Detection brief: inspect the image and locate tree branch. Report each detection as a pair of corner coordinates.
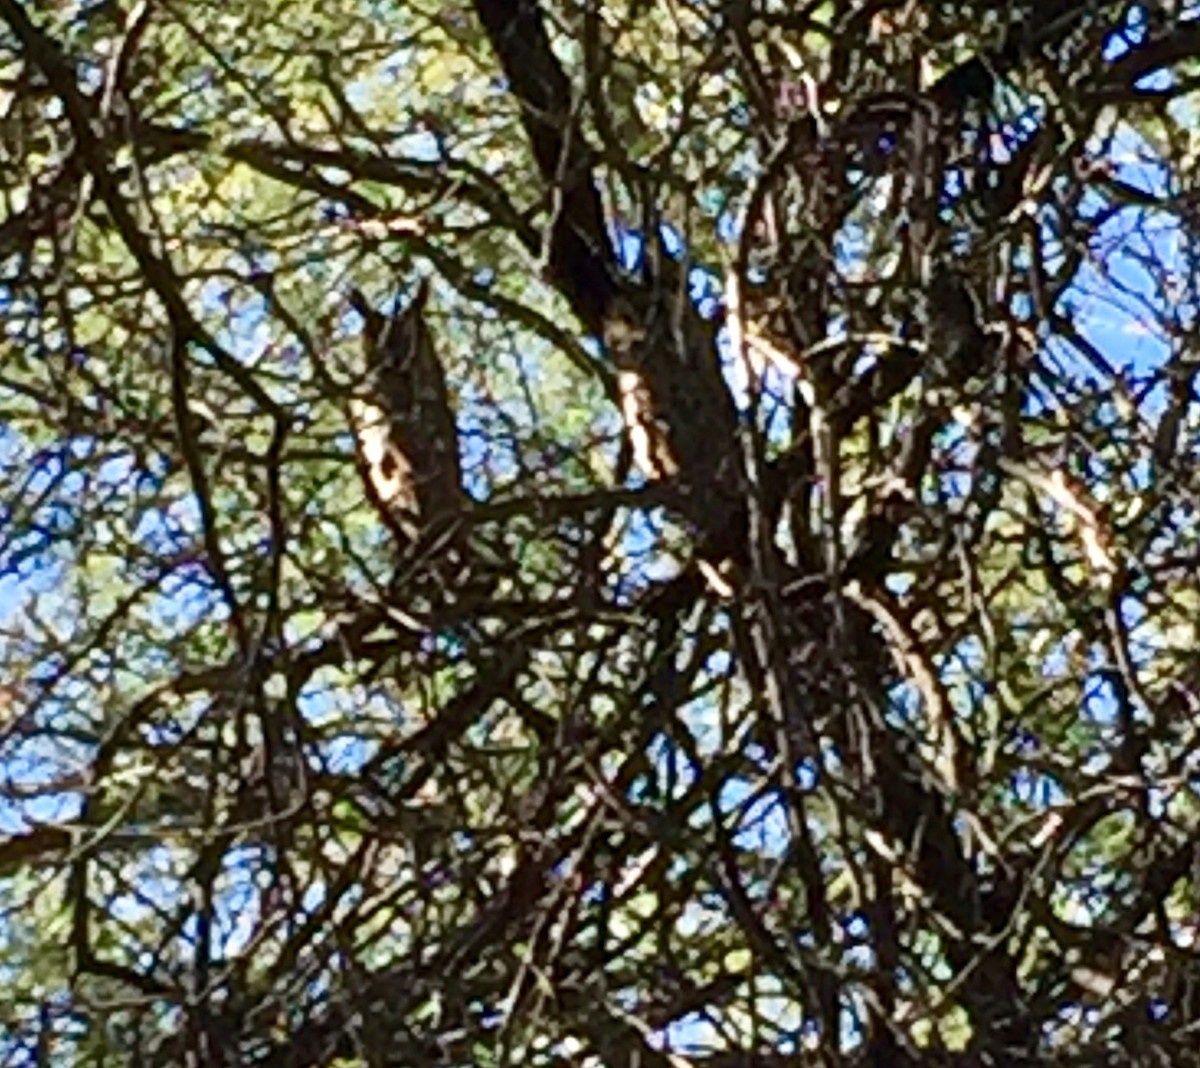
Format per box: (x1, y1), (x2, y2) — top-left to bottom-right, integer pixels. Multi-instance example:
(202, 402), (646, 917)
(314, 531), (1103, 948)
(472, 0), (616, 331)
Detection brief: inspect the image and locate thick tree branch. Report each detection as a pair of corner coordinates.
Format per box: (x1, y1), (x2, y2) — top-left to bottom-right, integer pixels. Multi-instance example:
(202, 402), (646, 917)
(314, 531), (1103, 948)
(472, 0), (616, 332)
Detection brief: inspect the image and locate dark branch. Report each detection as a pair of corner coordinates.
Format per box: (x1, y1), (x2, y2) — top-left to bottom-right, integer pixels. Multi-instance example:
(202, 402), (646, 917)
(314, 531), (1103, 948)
(472, 0), (616, 331)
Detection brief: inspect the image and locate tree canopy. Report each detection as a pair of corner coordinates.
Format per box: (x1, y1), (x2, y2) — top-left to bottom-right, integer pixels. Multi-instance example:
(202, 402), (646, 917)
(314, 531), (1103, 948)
(2, 1), (1200, 1065)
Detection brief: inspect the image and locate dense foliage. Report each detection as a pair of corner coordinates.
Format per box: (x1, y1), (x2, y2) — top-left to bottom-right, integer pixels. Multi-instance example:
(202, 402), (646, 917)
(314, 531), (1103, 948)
(2, 1), (1199, 1064)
